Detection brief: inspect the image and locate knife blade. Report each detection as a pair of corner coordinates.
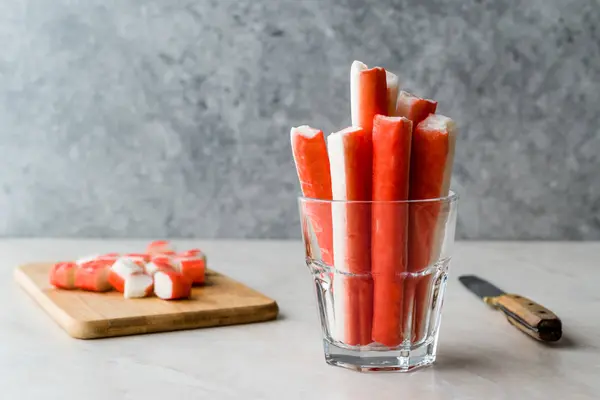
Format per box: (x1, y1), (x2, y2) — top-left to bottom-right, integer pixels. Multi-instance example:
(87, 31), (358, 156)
(459, 274), (562, 342)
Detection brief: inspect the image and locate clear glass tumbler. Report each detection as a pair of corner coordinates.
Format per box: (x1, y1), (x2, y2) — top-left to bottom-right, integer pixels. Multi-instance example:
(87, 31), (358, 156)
(298, 192), (458, 372)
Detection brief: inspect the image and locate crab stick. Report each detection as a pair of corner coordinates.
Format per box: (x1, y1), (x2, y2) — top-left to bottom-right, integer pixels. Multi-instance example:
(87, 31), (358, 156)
(385, 71), (400, 116)
(290, 125), (334, 265)
(406, 114), (457, 343)
(350, 61), (388, 134)
(108, 257), (145, 293)
(124, 253), (151, 263)
(75, 262), (112, 292)
(145, 259), (174, 276)
(147, 240), (174, 255)
(179, 248), (202, 257)
(49, 262), (77, 290)
(124, 273), (154, 298)
(371, 115), (413, 347)
(154, 270), (192, 300)
(395, 91), (437, 127)
(328, 126), (373, 346)
(175, 255), (206, 285)
(75, 253), (119, 267)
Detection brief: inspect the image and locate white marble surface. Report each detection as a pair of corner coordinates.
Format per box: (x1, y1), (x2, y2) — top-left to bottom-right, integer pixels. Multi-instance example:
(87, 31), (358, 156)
(1, 240), (598, 399)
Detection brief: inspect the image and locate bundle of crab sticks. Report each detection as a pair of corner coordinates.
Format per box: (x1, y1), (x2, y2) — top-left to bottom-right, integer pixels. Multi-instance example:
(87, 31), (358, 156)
(291, 60), (457, 347)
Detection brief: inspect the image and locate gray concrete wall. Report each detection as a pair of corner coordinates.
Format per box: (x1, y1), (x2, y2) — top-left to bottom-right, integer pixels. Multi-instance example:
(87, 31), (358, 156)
(0, 0), (598, 239)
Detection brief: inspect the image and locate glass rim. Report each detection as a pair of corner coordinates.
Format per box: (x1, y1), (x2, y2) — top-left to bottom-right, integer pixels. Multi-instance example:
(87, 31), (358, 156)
(298, 189), (459, 205)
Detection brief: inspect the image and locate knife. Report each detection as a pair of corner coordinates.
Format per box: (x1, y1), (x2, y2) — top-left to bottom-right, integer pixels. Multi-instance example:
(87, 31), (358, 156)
(459, 275), (562, 342)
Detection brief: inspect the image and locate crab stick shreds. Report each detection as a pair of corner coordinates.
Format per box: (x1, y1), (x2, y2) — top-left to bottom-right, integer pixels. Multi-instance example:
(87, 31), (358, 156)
(328, 126), (373, 346)
(49, 262), (77, 290)
(291, 125), (334, 266)
(406, 114), (457, 342)
(371, 115), (413, 347)
(350, 61), (388, 134)
(395, 91), (437, 127)
(385, 71), (400, 116)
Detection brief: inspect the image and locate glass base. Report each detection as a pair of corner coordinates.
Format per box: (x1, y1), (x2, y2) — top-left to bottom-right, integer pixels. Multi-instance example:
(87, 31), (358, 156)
(323, 339), (437, 372)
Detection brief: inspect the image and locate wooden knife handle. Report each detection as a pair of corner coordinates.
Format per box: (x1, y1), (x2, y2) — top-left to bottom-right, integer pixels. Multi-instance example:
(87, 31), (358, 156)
(486, 294), (562, 342)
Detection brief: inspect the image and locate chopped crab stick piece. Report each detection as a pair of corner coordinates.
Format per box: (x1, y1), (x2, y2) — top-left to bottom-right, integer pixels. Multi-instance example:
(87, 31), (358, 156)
(75, 262), (112, 292)
(154, 270), (192, 300)
(290, 125), (334, 265)
(124, 273), (154, 298)
(350, 60), (388, 134)
(75, 254), (100, 266)
(173, 255), (206, 285)
(395, 91), (437, 127)
(124, 253), (151, 263)
(76, 253), (119, 268)
(179, 248), (202, 257)
(154, 253), (206, 284)
(371, 115), (413, 347)
(385, 71), (400, 116)
(49, 262), (77, 290)
(108, 257), (144, 293)
(145, 260), (173, 276)
(406, 114), (457, 342)
(328, 126), (373, 346)
(147, 240), (174, 255)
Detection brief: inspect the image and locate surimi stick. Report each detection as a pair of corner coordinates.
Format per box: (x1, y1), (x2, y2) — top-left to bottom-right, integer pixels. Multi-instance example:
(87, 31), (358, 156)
(350, 61), (388, 134)
(328, 126), (373, 346)
(290, 126), (334, 266)
(124, 273), (154, 298)
(395, 91), (437, 126)
(406, 114), (457, 343)
(108, 258), (144, 293)
(124, 253), (151, 263)
(154, 270), (192, 300)
(49, 262), (77, 290)
(385, 71), (400, 116)
(173, 255), (206, 285)
(75, 262), (112, 292)
(371, 115), (413, 347)
(147, 240), (174, 255)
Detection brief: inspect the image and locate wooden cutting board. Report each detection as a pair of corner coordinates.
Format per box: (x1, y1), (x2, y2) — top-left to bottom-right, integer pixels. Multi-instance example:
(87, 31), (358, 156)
(15, 262), (278, 339)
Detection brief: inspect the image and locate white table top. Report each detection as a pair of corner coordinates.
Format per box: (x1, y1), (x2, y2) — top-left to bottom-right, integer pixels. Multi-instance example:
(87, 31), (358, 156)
(1, 240), (598, 399)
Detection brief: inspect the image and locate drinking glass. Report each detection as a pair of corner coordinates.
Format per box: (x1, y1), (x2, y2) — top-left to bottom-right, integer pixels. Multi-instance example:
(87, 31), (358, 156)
(298, 191), (458, 372)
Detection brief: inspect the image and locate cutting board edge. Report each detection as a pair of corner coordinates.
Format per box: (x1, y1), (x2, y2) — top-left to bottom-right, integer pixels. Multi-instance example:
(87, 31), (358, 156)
(74, 301), (280, 339)
(14, 265), (84, 337)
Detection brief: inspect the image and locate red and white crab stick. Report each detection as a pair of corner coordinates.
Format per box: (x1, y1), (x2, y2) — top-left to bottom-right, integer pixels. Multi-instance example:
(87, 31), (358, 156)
(385, 71), (400, 116)
(49, 262), (77, 290)
(75, 262), (112, 292)
(154, 269), (192, 300)
(328, 126), (373, 346)
(395, 91), (437, 126)
(290, 125), (334, 265)
(407, 114), (457, 342)
(350, 60), (388, 134)
(371, 115), (413, 347)
(124, 272), (154, 299)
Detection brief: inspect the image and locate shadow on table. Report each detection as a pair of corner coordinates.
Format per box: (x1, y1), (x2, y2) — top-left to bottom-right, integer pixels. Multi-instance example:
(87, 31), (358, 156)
(434, 352), (502, 373)
(538, 332), (586, 350)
